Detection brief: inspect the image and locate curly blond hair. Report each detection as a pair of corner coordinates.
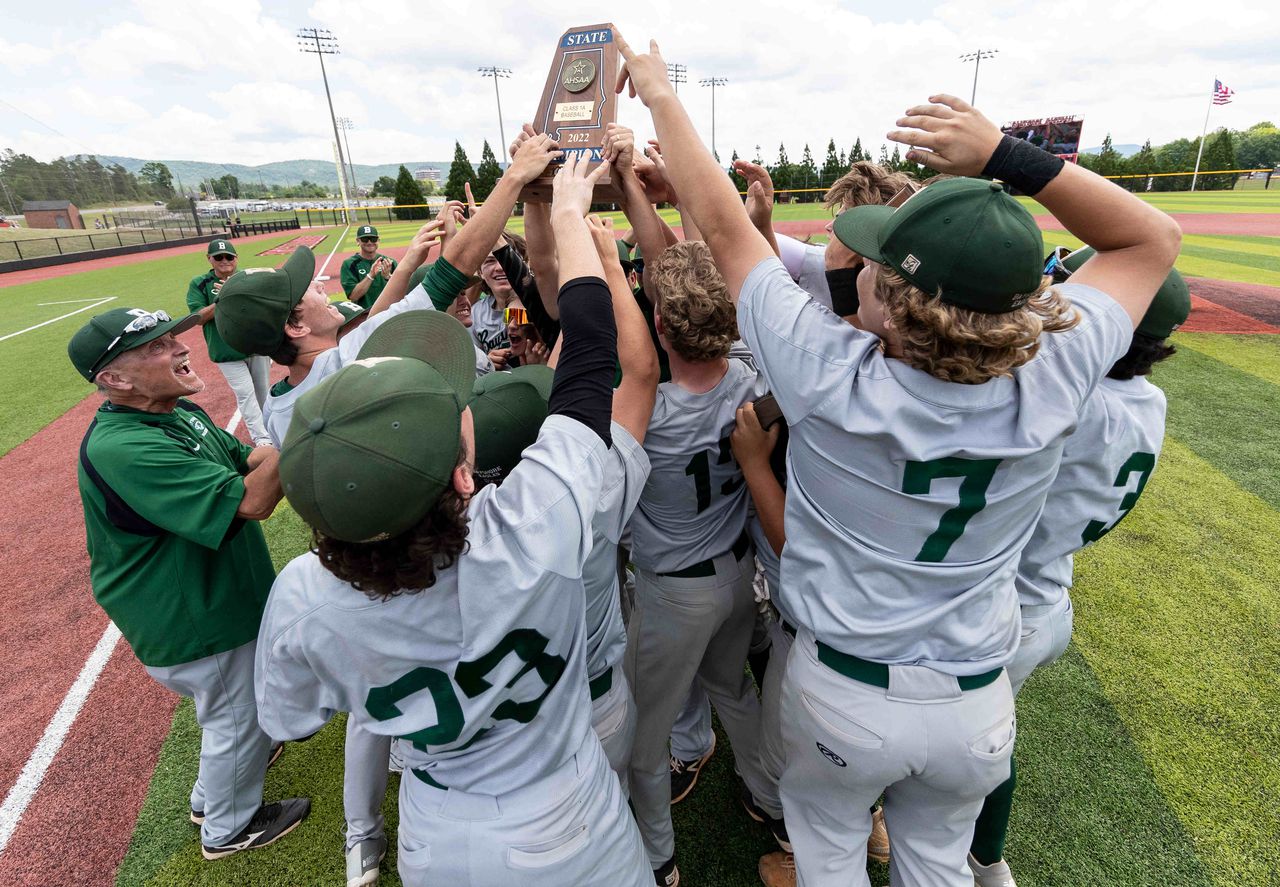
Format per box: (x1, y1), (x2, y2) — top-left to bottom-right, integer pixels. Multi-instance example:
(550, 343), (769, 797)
(824, 161), (918, 212)
(650, 241), (738, 362)
(876, 266), (1080, 383)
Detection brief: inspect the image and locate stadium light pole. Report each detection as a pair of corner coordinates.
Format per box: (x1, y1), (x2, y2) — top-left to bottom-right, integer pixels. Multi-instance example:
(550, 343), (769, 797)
(959, 49), (998, 106)
(298, 28), (352, 208)
(699, 77), (728, 163)
(667, 63), (687, 94)
(478, 66), (512, 165)
(337, 117), (360, 204)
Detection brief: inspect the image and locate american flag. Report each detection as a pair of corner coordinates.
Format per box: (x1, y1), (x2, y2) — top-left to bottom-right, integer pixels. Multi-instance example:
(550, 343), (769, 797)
(1212, 79), (1234, 105)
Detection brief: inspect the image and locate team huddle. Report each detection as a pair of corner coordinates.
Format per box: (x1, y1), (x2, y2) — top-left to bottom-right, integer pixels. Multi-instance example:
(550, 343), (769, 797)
(67, 28), (1186, 887)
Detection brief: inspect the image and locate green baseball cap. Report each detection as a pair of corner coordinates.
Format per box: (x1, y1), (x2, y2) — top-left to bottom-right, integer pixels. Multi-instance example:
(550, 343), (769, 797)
(207, 239), (237, 257)
(471, 365), (554, 487)
(408, 264), (431, 292)
(1062, 247), (1191, 339)
(833, 177), (1044, 314)
(68, 307), (201, 381)
(357, 225), (379, 240)
(214, 246), (315, 355)
(331, 299), (366, 330)
(280, 310), (478, 543)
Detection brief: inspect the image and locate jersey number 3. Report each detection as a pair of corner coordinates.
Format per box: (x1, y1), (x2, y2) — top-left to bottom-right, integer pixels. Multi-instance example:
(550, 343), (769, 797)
(1080, 451), (1155, 544)
(902, 457), (1001, 562)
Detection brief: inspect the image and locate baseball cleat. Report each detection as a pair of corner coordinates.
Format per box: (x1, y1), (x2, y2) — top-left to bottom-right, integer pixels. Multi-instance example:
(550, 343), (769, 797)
(868, 805), (890, 863)
(346, 834), (388, 887)
(758, 851), (796, 887)
(190, 743), (285, 826)
(739, 782), (792, 853)
(669, 733), (716, 805)
(653, 855), (680, 886)
(968, 852), (1018, 887)
(200, 798), (311, 860)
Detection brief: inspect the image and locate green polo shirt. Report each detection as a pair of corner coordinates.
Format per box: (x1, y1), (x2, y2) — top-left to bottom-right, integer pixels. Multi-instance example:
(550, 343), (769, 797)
(186, 270), (247, 363)
(77, 399), (275, 667)
(341, 252), (399, 310)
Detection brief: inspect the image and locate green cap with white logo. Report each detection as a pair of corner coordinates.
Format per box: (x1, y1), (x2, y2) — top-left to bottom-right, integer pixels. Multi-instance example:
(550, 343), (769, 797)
(214, 246), (315, 356)
(207, 239), (237, 257)
(833, 177), (1044, 314)
(471, 365), (554, 488)
(1062, 246), (1191, 339)
(67, 307), (201, 381)
(279, 311), (477, 542)
(357, 225), (379, 240)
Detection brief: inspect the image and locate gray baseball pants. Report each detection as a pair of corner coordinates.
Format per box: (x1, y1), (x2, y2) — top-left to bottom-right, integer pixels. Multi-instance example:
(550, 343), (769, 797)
(344, 719), (390, 851)
(780, 628), (1015, 887)
(626, 545), (780, 868)
(591, 665), (637, 792)
(145, 640), (272, 846)
(215, 355), (272, 445)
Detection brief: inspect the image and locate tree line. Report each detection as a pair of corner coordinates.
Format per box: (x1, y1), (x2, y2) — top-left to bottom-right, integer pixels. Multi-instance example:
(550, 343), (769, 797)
(0, 150), (177, 213)
(1075, 122), (1278, 192)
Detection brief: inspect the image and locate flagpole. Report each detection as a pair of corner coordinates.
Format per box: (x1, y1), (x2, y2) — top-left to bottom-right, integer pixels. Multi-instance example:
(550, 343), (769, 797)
(1190, 80), (1214, 192)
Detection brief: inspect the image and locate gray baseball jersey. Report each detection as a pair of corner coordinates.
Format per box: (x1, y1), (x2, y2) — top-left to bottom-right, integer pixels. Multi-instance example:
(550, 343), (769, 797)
(777, 232), (832, 310)
(261, 289), (490, 447)
(582, 422), (650, 680)
(1016, 375), (1167, 608)
(737, 257), (1132, 674)
(628, 358), (767, 573)
(469, 295), (510, 354)
(255, 415), (608, 795)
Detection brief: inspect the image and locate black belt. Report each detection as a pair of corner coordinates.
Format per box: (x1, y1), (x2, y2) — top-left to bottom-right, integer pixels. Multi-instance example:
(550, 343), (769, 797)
(589, 666), (614, 701)
(658, 531), (751, 579)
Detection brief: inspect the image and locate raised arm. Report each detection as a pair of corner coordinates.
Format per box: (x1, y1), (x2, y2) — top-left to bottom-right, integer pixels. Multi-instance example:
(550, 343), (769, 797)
(614, 31), (775, 299)
(735, 159), (780, 258)
(887, 94), (1181, 329)
(731, 401), (784, 556)
(588, 214), (659, 443)
(608, 124), (669, 278)
(442, 133), (561, 277)
(365, 219), (445, 318)
(236, 446), (284, 521)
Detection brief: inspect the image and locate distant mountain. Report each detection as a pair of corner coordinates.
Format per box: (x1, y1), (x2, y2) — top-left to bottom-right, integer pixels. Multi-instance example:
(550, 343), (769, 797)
(88, 156), (467, 188)
(1081, 143), (1143, 158)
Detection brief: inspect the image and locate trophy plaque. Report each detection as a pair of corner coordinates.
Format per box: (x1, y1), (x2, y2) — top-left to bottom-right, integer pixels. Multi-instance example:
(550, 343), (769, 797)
(522, 23), (621, 202)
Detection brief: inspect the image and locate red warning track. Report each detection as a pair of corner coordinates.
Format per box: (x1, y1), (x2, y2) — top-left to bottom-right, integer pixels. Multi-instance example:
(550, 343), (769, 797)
(258, 234), (329, 256)
(0, 328), (240, 885)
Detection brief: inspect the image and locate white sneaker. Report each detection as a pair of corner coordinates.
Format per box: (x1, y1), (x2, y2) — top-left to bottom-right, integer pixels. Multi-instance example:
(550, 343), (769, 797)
(346, 835), (387, 887)
(968, 852), (1017, 887)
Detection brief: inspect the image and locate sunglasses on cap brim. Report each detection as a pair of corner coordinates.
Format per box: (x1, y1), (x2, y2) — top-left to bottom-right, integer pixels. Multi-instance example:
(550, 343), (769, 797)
(1043, 246), (1074, 283)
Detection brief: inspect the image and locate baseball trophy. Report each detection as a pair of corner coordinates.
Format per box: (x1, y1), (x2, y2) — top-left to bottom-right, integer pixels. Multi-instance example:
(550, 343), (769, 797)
(522, 23), (621, 202)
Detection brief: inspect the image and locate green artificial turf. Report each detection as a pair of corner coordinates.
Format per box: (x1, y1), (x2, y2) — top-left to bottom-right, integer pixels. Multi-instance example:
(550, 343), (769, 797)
(1039, 229), (1280, 288)
(1175, 332), (1280, 388)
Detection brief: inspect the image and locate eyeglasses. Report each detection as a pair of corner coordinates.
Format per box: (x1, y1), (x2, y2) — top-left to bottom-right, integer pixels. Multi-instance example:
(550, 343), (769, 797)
(503, 307), (528, 325)
(95, 310), (172, 373)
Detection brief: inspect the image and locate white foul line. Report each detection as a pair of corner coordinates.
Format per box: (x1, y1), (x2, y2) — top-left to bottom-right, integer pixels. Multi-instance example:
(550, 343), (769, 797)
(0, 622), (122, 856)
(0, 403), (245, 854)
(36, 298), (113, 306)
(0, 297), (116, 343)
(314, 224), (351, 283)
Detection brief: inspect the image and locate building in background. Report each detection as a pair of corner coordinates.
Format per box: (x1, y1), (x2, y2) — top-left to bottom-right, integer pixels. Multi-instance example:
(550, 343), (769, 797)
(413, 167), (442, 185)
(22, 200), (85, 229)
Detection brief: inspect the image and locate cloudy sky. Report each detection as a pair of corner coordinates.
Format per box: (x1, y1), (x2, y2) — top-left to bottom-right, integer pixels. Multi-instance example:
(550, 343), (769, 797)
(1, 0), (1276, 169)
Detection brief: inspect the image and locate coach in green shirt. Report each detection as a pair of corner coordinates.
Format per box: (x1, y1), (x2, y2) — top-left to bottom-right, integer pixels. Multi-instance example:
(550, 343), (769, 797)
(68, 306), (310, 859)
(340, 224), (398, 310)
(185, 239), (273, 445)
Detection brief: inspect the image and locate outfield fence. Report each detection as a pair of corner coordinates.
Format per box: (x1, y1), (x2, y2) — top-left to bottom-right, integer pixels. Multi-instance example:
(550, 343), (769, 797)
(0, 224), (222, 262)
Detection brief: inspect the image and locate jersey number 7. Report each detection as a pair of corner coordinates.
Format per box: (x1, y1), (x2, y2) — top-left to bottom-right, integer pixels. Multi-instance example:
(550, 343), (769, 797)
(902, 457), (1001, 562)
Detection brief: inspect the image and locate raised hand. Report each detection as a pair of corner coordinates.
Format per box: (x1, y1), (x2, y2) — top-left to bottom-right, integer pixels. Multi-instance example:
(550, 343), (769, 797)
(731, 401), (780, 470)
(637, 143), (679, 205)
(508, 132), (563, 185)
(604, 123), (636, 175)
(587, 215), (621, 267)
(735, 160), (775, 229)
(438, 201), (464, 247)
(509, 123), (538, 161)
(613, 29), (674, 107)
(464, 181), (479, 218)
(403, 219), (446, 267)
(887, 94), (1003, 176)
(551, 151), (611, 218)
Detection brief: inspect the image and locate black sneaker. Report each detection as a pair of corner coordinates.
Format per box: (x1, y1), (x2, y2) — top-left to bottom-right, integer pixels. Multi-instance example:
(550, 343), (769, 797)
(191, 744), (284, 825)
(740, 782), (792, 853)
(654, 856), (680, 887)
(669, 733), (716, 805)
(201, 798), (311, 860)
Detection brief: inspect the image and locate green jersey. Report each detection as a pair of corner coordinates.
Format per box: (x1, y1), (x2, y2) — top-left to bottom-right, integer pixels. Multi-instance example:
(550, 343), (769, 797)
(77, 399), (276, 667)
(186, 270), (246, 362)
(341, 253), (399, 310)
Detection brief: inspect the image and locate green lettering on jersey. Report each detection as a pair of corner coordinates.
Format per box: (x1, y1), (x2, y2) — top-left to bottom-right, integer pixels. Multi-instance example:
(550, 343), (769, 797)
(365, 666), (464, 746)
(684, 434), (745, 514)
(902, 457), (1001, 562)
(1080, 451), (1155, 544)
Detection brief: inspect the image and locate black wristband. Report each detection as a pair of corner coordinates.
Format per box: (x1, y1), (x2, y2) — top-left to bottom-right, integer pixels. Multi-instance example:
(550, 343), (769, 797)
(981, 135), (1065, 197)
(825, 266), (861, 316)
